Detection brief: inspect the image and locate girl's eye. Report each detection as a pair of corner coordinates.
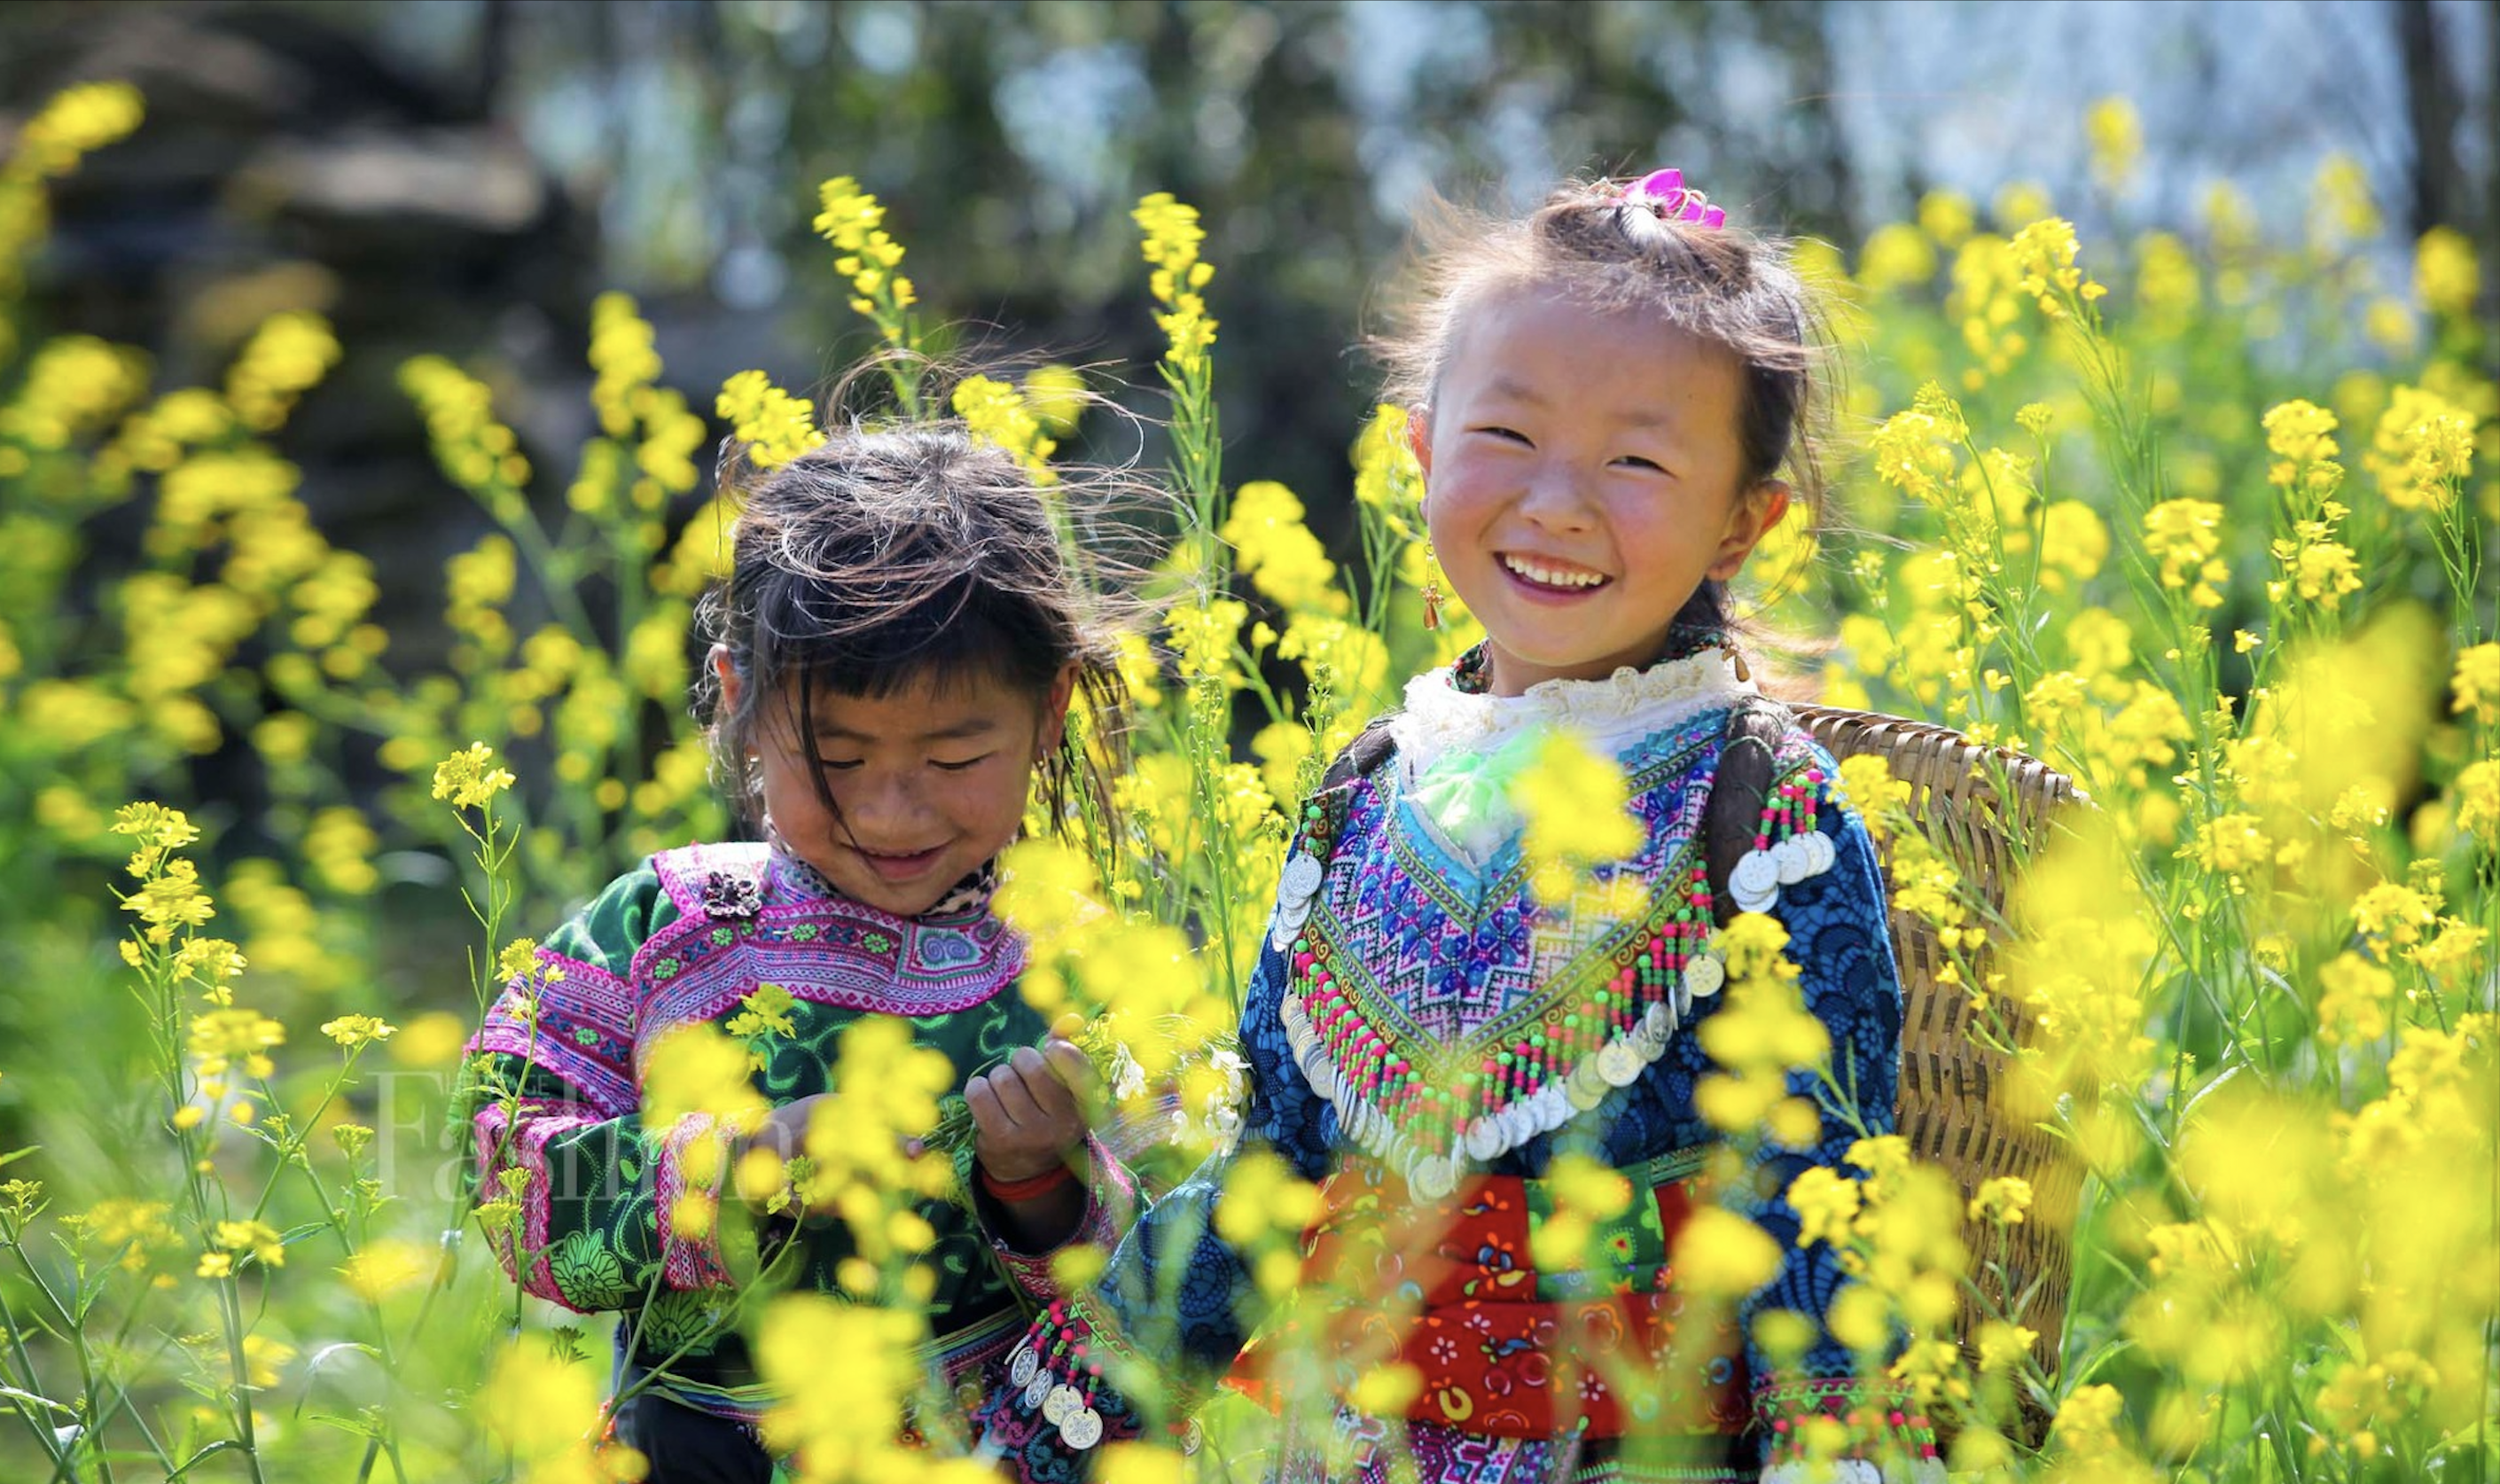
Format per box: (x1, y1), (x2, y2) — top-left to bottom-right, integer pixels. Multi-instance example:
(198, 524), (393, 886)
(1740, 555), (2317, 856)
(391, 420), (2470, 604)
(1471, 425), (1531, 445)
(1614, 454), (1668, 473)
(932, 754), (994, 772)
(818, 759), (865, 772)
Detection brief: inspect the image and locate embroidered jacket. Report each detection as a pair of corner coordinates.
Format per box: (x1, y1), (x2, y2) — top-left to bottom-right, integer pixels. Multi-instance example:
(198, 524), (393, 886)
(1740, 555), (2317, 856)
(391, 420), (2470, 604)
(979, 647), (1939, 1483)
(464, 840), (1134, 1425)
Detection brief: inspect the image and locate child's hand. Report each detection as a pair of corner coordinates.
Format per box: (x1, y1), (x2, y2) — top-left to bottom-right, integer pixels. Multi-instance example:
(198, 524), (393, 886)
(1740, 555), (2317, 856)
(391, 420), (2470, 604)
(966, 1037), (1096, 1183)
(728, 1094), (831, 1211)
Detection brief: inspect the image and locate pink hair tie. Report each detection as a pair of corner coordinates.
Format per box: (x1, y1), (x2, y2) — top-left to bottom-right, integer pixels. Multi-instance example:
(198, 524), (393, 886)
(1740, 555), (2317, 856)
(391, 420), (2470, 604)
(1622, 168), (1725, 229)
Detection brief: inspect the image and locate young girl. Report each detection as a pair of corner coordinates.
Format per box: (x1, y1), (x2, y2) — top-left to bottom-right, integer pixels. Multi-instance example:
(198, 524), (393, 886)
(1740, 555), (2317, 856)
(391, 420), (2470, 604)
(980, 172), (1937, 1482)
(465, 420), (1139, 1482)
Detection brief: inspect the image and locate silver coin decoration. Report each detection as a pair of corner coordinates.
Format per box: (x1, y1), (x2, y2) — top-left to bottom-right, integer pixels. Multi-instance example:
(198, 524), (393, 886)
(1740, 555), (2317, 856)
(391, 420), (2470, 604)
(1597, 1039), (1644, 1088)
(1730, 849), (1782, 912)
(1278, 851), (1324, 906)
(1059, 1406), (1105, 1450)
(1684, 955), (1725, 997)
(1465, 1117), (1506, 1162)
(1042, 1384), (1082, 1426)
(1773, 835), (1812, 885)
(1022, 1373), (1051, 1412)
(1801, 831), (1836, 876)
(1409, 1155), (1457, 1200)
(1008, 1344), (1039, 1390)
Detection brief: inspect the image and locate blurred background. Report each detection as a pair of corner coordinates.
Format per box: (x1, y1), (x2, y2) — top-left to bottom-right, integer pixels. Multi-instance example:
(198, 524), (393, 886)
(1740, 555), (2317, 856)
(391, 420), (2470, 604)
(4, 0), (2493, 583)
(2, 8), (2497, 1475)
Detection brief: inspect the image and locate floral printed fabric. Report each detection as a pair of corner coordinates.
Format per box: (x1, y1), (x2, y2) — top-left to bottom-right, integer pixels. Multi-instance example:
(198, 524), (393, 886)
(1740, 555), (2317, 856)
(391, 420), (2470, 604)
(979, 684), (1931, 1481)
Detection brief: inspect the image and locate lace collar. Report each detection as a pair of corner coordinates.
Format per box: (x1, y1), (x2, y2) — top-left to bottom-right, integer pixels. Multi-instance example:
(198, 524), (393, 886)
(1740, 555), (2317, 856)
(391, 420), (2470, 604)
(764, 827), (999, 920)
(1387, 640), (1758, 781)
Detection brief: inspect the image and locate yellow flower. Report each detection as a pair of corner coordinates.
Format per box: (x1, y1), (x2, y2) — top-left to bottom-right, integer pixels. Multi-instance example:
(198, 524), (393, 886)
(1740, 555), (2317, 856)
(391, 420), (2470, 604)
(319, 1014), (396, 1050)
(2450, 642), (2500, 726)
(1786, 1167), (1863, 1249)
(1976, 1320), (2039, 1374)
(2261, 400), (2340, 486)
(400, 355), (531, 500)
(1867, 399), (1961, 499)
(587, 291), (663, 440)
(223, 311), (340, 432)
(2315, 951), (2395, 1045)
(1134, 191), (1219, 372)
(813, 176), (916, 326)
(2416, 225), (2479, 317)
(2083, 97), (2141, 191)
(212, 1218), (286, 1269)
(123, 857), (215, 940)
(12, 81), (145, 176)
(2141, 497), (2228, 606)
(1671, 1207), (1783, 1299)
(715, 370), (823, 471)
(641, 1021), (768, 1134)
(2039, 499), (2108, 589)
(951, 374), (1056, 482)
(2368, 385), (2474, 512)
(1223, 480), (1343, 615)
(1511, 730), (1643, 904)
(191, 1008), (285, 1081)
(1968, 1175), (2034, 1225)
(1855, 223), (1936, 296)
(2456, 758), (2500, 842)
(431, 741), (516, 809)
(2006, 217), (2108, 317)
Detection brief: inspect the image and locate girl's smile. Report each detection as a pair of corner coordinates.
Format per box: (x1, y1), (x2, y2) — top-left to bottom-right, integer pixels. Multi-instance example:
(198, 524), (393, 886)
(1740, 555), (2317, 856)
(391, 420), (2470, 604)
(1413, 285), (1786, 697)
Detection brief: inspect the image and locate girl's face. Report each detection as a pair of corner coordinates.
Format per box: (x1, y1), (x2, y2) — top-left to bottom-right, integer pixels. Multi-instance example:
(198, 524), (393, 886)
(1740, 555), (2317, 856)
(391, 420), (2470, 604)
(1415, 285), (1787, 697)
(713, 651), (1074, 918)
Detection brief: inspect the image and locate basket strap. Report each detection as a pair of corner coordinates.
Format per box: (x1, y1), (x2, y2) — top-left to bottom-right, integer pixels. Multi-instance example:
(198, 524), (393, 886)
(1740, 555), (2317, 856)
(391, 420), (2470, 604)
(1318, 712), (1402, 793)
(1704, 695), (1794, 929)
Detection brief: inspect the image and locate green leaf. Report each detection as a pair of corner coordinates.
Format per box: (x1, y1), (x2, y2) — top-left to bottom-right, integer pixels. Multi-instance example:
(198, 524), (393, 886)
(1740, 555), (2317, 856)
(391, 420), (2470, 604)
(0, 1145), (37, 1171)
(0, 1385), (75, 1416)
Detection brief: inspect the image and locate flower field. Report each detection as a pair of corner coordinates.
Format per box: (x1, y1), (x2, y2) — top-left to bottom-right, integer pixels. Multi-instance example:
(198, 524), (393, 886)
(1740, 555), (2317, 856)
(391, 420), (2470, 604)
(1, 81), (2495, 1483)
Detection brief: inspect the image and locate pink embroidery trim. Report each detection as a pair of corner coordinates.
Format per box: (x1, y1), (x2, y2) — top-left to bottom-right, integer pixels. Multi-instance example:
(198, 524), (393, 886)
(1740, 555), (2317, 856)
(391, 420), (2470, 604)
(655, 1112), (734, 1290)
(473, 1096), (604, 1311)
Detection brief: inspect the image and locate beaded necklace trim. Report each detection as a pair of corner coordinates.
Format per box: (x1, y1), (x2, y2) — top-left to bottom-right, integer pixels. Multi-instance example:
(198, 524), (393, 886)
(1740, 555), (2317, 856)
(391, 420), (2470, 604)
(1271, 707), (1842, 1198)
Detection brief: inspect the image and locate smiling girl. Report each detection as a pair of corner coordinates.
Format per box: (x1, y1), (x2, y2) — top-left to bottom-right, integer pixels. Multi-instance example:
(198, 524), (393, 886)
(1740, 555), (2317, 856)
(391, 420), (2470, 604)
(980, 171), (1936, 1483)
(464, 417), (1140, 1481)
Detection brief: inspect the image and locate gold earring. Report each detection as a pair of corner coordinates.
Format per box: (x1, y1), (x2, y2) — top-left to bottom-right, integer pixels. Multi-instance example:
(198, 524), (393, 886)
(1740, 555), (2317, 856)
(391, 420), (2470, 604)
(1421, 540), (1444, 630)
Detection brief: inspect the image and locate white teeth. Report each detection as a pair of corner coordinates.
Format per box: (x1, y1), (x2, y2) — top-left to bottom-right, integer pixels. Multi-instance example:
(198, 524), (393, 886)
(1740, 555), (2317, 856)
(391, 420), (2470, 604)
(1502, 554), (1608, 590)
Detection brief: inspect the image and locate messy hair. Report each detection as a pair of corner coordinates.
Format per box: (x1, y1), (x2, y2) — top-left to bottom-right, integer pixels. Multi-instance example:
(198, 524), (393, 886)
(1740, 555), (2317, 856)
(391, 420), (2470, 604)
(1375, 176), (1835, 652)
(693, 382), (1153, 843)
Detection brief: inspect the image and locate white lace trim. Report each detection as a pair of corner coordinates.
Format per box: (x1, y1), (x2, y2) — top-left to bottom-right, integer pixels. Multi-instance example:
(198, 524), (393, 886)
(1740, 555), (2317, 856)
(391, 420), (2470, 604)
(1387, 645), (1757, 780)
(1386, 647), (1756, 864)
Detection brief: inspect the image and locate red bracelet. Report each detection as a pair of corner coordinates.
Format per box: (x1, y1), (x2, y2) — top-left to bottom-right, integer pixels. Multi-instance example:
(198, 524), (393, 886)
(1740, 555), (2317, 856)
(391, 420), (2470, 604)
(979, 1161), (1077, 1203)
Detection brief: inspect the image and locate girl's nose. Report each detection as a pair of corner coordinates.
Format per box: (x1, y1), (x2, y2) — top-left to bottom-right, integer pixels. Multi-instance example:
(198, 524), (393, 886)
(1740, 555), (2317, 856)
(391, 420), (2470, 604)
(848, 770), (929, 839)
(1515, 464), (1596, 530)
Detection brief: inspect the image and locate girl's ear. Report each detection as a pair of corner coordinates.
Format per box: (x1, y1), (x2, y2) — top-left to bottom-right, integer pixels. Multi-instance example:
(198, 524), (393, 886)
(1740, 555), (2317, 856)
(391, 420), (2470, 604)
(1705, 480), (1792, 582)
(1037, 662), (1080, 754)
(1407, 405), (1434, 480)
(708, 644), (743, 717)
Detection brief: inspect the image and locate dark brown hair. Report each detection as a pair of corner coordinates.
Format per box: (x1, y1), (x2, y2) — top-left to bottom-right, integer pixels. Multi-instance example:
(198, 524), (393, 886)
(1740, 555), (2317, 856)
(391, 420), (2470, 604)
(1375, 176), (1833, 652)
(694, 401), (1149, 843)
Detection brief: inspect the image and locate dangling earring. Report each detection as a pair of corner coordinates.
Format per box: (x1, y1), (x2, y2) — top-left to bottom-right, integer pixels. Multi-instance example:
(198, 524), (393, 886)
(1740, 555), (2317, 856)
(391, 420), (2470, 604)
(1421, 539), (1444, 630)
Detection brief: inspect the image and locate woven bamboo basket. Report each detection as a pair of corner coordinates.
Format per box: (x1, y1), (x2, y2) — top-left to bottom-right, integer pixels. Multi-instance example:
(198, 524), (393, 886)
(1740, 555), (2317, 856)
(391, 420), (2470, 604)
(1788, 703), (2086, 1394)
